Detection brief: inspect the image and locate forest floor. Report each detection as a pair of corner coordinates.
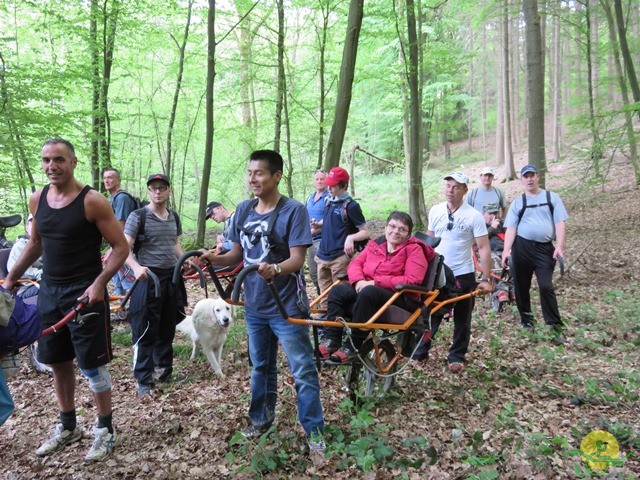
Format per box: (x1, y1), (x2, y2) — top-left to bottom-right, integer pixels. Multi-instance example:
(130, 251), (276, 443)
(1, 150), (639, 479)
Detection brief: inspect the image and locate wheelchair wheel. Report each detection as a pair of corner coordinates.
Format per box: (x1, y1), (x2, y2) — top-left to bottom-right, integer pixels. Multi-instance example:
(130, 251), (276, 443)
(344, 338), (397, 402)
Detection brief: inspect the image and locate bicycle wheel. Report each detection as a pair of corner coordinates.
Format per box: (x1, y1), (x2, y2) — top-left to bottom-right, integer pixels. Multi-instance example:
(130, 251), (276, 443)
(344, 338), (398, 401)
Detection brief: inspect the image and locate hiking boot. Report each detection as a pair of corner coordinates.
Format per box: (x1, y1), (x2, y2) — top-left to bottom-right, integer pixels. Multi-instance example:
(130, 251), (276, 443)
(137, 385), (154, 403)
(155, 371), (187, 383)
(240, 424), (270, 439)
(449, 362), (465, 374)
(318, 338), (340, 360)
(35, 423), (83, 457)
(329, 345), (357, 365)
(308, 437), (326, 455)
(551, 333), (567, 346)
(84, 427), (117, 462)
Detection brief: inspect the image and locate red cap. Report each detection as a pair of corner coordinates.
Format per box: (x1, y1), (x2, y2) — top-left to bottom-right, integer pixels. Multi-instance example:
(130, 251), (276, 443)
(324, 167), (350, 186)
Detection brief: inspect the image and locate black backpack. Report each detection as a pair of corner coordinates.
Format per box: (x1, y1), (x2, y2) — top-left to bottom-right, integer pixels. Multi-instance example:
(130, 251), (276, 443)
(132, 207), (181, 256)
(235, 196), (289, 263)
(337, 198), (368, 253)
(516, 190), (556, 237)
(113, 190), (143, 210)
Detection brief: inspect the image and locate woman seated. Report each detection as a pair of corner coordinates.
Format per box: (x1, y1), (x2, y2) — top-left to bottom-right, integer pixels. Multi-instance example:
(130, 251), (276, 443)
(320, 211), (435, 364)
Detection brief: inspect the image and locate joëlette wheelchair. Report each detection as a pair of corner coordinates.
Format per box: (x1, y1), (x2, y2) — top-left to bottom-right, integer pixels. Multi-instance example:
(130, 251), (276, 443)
(173, 235), (486, 401)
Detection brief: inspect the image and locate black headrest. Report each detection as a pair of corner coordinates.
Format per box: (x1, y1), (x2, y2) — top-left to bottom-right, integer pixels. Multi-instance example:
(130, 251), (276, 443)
(414, 231), (441, 248)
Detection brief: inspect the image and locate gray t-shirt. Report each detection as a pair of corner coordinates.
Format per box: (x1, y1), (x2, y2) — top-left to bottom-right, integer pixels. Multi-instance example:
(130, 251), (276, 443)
(467, 187), (507, 214)
(124, 207), (182, 269)
(503, 190), (568, 243)
(229, 197), (312, 318)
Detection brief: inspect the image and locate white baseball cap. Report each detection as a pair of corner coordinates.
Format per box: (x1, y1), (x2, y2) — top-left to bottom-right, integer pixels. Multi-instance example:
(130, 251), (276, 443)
(443, 171), (469, 185)
(480, 166), (494, 176)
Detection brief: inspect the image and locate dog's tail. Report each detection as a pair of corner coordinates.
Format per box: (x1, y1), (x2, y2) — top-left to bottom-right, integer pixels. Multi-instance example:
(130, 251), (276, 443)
(176, 315), (197, 339)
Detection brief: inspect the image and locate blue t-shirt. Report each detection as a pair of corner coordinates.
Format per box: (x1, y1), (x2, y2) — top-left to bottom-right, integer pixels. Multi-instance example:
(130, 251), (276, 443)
(306, 190), (328, 241)
(317, 197), (366, 261)
(229, 197), (312, 317)
(503, 190), (568, 243)
(110, 190), (137, 222)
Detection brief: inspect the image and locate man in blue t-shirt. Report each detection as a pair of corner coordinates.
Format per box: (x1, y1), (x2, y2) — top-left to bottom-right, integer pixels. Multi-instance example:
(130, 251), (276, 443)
(502, 164), (569, 343)
(201, 150), (325, 455)
(103, 168), (137, 296)
(312, 167), (369, 302)
(305, 169), (328, 293)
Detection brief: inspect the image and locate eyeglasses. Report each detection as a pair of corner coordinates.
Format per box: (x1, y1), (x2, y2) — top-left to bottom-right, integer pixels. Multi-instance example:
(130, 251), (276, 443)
(148, 185), (168, 192)
(386, 223), (409, 234)
(447, 211), (454, 231)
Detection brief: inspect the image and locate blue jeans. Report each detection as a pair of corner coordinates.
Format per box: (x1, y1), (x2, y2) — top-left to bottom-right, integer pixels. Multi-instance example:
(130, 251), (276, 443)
(245, 314), (324, 437)
(112, 266), (135, 296)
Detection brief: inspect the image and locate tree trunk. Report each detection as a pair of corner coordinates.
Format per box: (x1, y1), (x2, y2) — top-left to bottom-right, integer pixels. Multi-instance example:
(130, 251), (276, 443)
(405, 0), (425, 229)
(613, 0), (640, 121)
(324, 0), (364, 169)
(551, 2), (562, 163)
(467, 29), (474, 152)
(166, 0), (193, 181)
(273, 0), (285, 152)
(602, 0), (640, 184)
(523, 0), (546, 186)
(197, 1), (216, 246)
(317, 3), (330, 168)
(100, 0), (119, 174)
(503, 1), (515, 180)
(495, 40), (505, 169)
(90, 0), (101, 189)
(584, 1), (603, 177)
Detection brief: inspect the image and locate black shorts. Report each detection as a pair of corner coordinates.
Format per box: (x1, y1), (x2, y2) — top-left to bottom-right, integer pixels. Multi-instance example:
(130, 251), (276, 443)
(37, 281), (112, 370)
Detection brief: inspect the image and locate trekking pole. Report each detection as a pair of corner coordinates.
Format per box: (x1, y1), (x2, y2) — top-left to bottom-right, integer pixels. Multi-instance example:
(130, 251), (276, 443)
(120, 270), (161, 310)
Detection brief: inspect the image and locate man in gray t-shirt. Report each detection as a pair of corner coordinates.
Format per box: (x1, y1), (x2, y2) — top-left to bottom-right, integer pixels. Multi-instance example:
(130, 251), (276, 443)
(124, 173), (187, 401)
(502, 165), (569, 340)
(467, 166), (507, 218)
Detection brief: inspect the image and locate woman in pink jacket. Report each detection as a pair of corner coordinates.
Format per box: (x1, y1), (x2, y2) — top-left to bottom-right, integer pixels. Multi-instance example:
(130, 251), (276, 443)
(320, 211), (435, 363)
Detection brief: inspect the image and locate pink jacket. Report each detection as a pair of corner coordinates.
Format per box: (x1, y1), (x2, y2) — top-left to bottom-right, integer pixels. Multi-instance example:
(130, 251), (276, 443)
(347, 236), (435, 297)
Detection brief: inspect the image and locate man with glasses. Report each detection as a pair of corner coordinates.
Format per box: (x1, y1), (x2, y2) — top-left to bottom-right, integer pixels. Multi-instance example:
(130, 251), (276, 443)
(426, 172), (492, 373)
(501, 165), (568, 343)
(124, 174), (187, 401)
(305, 169), (329, 294)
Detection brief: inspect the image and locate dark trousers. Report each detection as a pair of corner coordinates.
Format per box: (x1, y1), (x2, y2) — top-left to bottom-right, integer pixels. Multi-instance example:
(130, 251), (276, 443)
(130, 269), (180, 387)
(325, 283), (417, 349)
(511, 236), (562, 328)
(430, 272), (476, 364)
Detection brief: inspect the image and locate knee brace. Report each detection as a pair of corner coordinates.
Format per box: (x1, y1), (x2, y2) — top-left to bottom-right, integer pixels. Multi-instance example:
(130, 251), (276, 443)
(80, 366), (112, 393)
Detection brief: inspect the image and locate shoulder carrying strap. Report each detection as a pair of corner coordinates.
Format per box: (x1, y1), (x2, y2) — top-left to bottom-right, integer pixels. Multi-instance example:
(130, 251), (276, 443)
(132, 208), (179, 255)
(237, 196), (287, 246)
(468, 188), (477, 206)
(517, 190), (555, 225)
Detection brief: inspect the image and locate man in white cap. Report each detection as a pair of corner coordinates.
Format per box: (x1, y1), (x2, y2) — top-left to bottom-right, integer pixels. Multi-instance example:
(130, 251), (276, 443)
(467, 166), (507, 218)
(426, 172), (493, 373)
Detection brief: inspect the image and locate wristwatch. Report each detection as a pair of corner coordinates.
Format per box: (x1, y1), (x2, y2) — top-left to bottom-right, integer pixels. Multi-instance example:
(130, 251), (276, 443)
(272, 263), (282, 276)
(481, 278), (490, 283)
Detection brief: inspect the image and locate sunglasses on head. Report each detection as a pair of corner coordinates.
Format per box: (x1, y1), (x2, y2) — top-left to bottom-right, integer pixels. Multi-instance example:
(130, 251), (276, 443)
(447, 210), (454, 231)
(315, 169), (326, 174)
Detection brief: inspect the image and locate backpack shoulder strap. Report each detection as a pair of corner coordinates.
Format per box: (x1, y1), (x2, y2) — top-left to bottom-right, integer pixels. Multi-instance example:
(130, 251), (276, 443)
(265, 196), (287, 236)
(517, 193), (527, 223)
(132, 207), (147, 255)
(495, 187), (504, 205)
(546, 190), (554, 218)
(236, 198), (259, 230)
(468, 188), (477, 206)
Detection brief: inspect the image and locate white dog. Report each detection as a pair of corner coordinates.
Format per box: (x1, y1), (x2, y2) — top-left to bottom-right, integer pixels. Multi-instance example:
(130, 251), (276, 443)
(176, 298), (234, 376)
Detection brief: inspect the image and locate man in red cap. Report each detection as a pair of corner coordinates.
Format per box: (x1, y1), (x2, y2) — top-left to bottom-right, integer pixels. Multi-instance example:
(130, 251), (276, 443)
(310, 167), (369, 358)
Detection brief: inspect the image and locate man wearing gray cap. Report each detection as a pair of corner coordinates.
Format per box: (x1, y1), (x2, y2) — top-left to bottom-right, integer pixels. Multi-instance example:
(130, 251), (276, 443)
(502, 165), (569, 342)
(426, 171), (493, 373)
(467, 166), (507, 218)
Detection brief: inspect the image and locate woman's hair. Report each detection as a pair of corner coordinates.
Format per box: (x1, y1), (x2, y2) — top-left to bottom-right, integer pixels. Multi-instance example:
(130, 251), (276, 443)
(386, 211), (414, 235)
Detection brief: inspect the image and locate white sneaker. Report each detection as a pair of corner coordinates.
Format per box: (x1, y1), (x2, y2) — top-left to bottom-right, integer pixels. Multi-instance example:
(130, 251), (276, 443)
(308, 437), (326, 455)
(35, 423), (83, 457)
(84, 426), (117, 462)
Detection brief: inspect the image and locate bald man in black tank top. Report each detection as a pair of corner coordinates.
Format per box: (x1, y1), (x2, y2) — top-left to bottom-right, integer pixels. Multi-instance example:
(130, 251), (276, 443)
(4, 138), (129, 462)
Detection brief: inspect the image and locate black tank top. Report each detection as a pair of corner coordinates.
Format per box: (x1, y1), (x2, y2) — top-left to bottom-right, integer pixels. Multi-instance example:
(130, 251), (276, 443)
(37, 184), (103, 285)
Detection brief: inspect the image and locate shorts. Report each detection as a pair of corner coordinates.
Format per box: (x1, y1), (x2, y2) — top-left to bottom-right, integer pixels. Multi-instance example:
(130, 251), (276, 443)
(37, 281), (112, 370)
